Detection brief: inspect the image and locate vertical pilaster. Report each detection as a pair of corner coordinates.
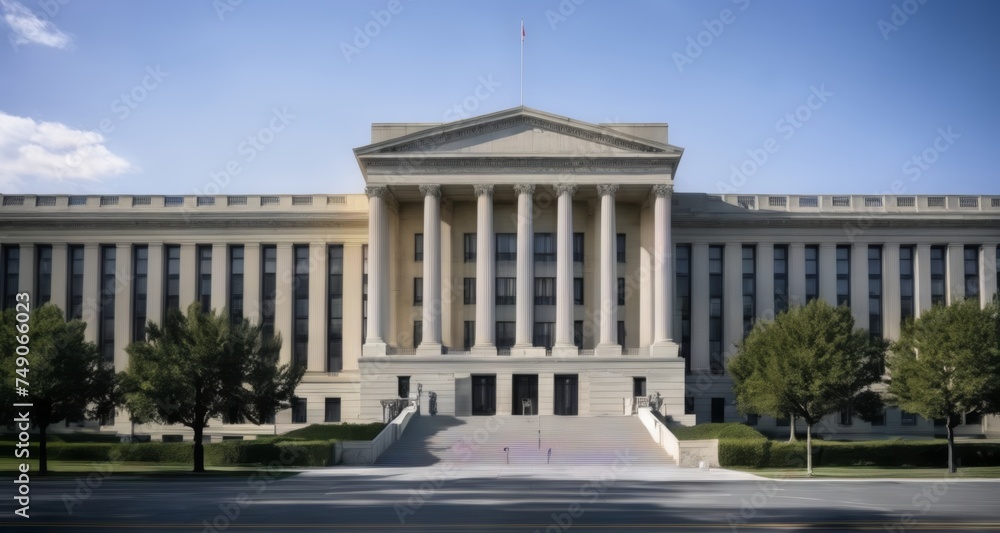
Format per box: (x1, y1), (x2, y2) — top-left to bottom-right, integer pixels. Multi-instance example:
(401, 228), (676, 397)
(308, 242), (327, 371)
(276, 243), (293, 365)
(342, 244), (363, 371)
(850, 242), (869, 329)
(788, 243), (806, 308)
(882, 243), (901, 340)
(114, 243), (132, 370)
(363, 186), (389, 354)
(819, 243), (837, 306)
(50, 243), (68, 314)
(723, 242), (743, 358)
(756, 243), (774, 321)
(472, 184), (497, 355)
(146, 243), (164, 326)
(513, 184), (535, 351)
(690, 243), (709, 370)
(81, 243), (99, 342)
(417, 185), (443, 354)
(243, 243), (261, 323)
(596, 184), (621, 356)
(179, 243), (196, 311)
(650, 184), (678, 356)
(914, 243), (932, 317)
(981, 243), (998, 308)
(17, 243), (34, 295)
(552, 183), (578, 356)
(947, 243), (964, 304)
(211, 243), (228, 314)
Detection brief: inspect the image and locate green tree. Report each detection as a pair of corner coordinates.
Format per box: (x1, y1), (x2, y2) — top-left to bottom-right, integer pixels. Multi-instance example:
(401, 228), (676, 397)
(0, 303), (116, 474)
(729, 299), (886, 475)
(121, 303), (304, 472)
(888, 298), (1000, 473)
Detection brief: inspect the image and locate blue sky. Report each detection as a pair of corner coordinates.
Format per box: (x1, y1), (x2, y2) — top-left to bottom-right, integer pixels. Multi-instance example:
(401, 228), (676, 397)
(1, 0), (998, 196)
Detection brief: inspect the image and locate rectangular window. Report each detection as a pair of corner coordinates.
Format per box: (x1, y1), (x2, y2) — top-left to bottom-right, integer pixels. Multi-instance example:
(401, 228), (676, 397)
(463, 277), (476, 305)
(197, 245), (212, 312)
(836, 245), (851, 307)
(633, 377), (647, 397)
(900, 246), (914, 322)
(871, 411), (886, 426)
(324, 398), (341, 422)
(398, 376), (410, 399)
(534, 277), (555, 305)
(805, 245), (819, 303)
(133, 246), (148, 342)
(413, 320), (422, 347)
(69, 245), (84, 320)
(413, 277), (423, 305)
(495, 321), (515, 349)
(414, 233), (423, 262)
(930, 246), (946, 306)
(839, 409), (853, 426)
(617, 278), (625, 306)
(496, 277), (516, 305)
(2, 245), (19, 310)
(261, 245), (277, 338)
(223, 405), (245, 424)
(532, 322), (554, 349)
(709, 245), (724, 374)
(229, 246), (244, 324)
(496, 234), (516, 261)
(293, 245), (309, 368)
(965, 245), (979, 300)
(164, 244), (181, 315)
(327, 245), (343, 372)
(573, 233), (584, 262)
(291, 397), (307, 424)
(742, 245), (755, 337)
(711, 397), (725, 423)
(869, 245), (883, 338)
(35, 245), (52, 305)
(463, 233), (476, 262)
(99, 246), (116, 363)
(901, 410), (917, 426)
(573, 320), (583, 348)
(676, 244), (692, 373)
(573, 277), (583, 305)
(773, 245), (788, 315)
(463, 321), (475, 351)
(534, 233), (555, 262)
(616, 233), (626, 263)
(617, 320), (626, 347)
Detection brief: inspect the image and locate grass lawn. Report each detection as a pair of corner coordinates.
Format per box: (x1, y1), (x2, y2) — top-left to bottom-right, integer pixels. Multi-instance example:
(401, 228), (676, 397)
(281, 422), (385, 441)
(734, 466), (1000, 479)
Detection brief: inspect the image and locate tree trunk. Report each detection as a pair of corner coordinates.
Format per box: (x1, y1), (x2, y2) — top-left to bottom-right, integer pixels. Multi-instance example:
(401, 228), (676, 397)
(789, 416), (797, 442)
(946, 422), (956, 474)
(193, 425), (205, 473)
(39, 424), (48, 475)
(806, 423), (813, 477)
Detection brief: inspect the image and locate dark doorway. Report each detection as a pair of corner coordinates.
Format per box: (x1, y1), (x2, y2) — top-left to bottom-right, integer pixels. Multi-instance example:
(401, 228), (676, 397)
(512, 374), (538, 415)
(711, 397), (725, 423)
(632, 377), (646, 398)
(471, 375), (496, 416)
(554, 374), (579, 416)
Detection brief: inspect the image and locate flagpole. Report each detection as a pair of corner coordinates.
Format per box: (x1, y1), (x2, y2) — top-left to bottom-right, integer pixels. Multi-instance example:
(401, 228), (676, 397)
(520, 18), (524, 106)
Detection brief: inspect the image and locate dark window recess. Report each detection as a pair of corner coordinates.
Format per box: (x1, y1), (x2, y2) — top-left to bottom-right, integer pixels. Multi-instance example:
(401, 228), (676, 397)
(291, 397), (307, 424)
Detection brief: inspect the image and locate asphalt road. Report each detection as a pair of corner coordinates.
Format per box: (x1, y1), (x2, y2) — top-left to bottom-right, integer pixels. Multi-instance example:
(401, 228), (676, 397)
(3, 465), (1000, 532)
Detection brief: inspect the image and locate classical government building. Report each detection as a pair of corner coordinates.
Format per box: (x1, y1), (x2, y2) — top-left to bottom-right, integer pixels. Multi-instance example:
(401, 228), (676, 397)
(2, 107), (999, 440)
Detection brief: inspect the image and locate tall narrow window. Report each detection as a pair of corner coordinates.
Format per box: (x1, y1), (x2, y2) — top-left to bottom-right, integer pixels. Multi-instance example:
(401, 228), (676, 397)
(617, 321), (626, 347)
(413, 277), (423, 305)
(836, 245), (850, 306)
(197, 245), (212, 312)
(463, 321), (475, 351)
(68, 245), (84, 319)
(573, 233), (584, 262)
(2, 245), (19, 309)
(413, 320), (422, 348)
(327, 245), (344, 372)
(617, 278), (626, 306)
(616, 234), (626, 263)
(132, 246), (148, 342)
(573, 320), (583, 349)
(496, 234), (516, 261)
(804, 245), (819, 303)
(164, 245), (181, 314)
(291, 397), (307, 424)
(324, 398), (341, 422)
(464, 278), (476, 305)
(99, 246), (116, 363)
(573, 277), (583, 305)
(709, 245), (724, 374)
(35, 245), (52, 305)
(495, 322), (515, 349)
(534, 277), (555, 305)
(773, 245), (788, 315)
(534, 233), (555, 262)
(742, 245), (755, 336)
(676, 244), (692, 373)
(293, 245), (309, 368)
(414, 233), (423, 262)
(869, 245), (883, 338)
(229, 246), (244, 323)
(900, 246), (914, 323)
(496, 277), (516, 305)
(532, 322), (554, 349)
(964, 245), (979, 300)
(930, 246), (946, 306)
(463, 233), (476, 262)
(261, 245), (277, 338)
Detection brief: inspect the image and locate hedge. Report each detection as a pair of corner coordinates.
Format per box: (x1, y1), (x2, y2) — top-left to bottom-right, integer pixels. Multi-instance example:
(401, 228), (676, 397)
(718, 439), (772, 468)
(280, 423), (386, 442)
(36, 440), (335, 467)
(721, 440), (1000, 469)
(671, 423), (766, 441)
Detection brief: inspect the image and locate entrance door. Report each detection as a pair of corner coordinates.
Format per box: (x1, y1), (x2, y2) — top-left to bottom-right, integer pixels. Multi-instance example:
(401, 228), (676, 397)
(554, 375), (579, 416)
(471, 375), (496, 416)
(512, 374), (538, 415)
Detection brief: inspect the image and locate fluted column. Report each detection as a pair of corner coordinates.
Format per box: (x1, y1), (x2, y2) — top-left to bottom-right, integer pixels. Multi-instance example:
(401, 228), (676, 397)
(513, 184), (535, 351)
(650, 184), (679, 357)
(363, 186), (389, 355)
(981, 243), (998, 308)
(417, 185), (443, 354)
(596, 184), (621, 356)
(114, 243), (132, 371)
(17, 243), (34, 295)
(50, 243), (68, 314)
(947, 243), (964, 304)
(552, 183), (578, 356)
(882, 243), (901, 340)
(471, 184), (497, 355)
(850, 242), (869, 329)
(819, 243), (837, 306)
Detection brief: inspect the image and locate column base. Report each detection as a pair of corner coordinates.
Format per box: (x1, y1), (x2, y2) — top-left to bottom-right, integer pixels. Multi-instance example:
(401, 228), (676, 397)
(551, 344), (579, 357)
(415, 343), (443, 355)
(649, 341), (680, 357)
(594, 343), (622, 356)
(470, 345), (497, 356)
(511, 344), (546, 357)
(362, 342), (388, 356)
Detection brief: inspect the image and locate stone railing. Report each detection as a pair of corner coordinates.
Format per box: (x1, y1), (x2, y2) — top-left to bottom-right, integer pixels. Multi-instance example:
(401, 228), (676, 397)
(713, 194), (1000, 214)
(636, 407), (719, 468)
(340, 405), (417, 465)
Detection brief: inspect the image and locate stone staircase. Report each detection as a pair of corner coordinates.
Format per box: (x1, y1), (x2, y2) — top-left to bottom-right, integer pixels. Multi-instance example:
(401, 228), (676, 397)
(375, 415), (673, 467)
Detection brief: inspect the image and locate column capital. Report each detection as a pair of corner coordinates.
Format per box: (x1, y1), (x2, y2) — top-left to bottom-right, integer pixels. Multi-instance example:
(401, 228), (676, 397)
(365, 185), (390, 199)
(513, 183), (536, 195)
(473, 184), (494, 197)
(419, 184), (441, 198)
(651, 184), (674, 198)
(596, 184), (619, 197)
(553, 183), (578, 196)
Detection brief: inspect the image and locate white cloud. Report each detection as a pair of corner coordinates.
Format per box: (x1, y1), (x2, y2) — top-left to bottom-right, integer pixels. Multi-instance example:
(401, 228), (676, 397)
(2, 0), (71, 49)
(0, 110), (133, 189)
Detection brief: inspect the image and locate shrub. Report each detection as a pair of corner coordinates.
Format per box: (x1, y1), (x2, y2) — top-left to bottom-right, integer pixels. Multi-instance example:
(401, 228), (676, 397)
(281, 423), (385, 441)
(275, 441), (334, 467)
(670, 423), (766, 441)
(47, 443), (117, 462)
(115, 443), (193, 463)
(718, 439), (772, 468)
(204, 439), (335, 467)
